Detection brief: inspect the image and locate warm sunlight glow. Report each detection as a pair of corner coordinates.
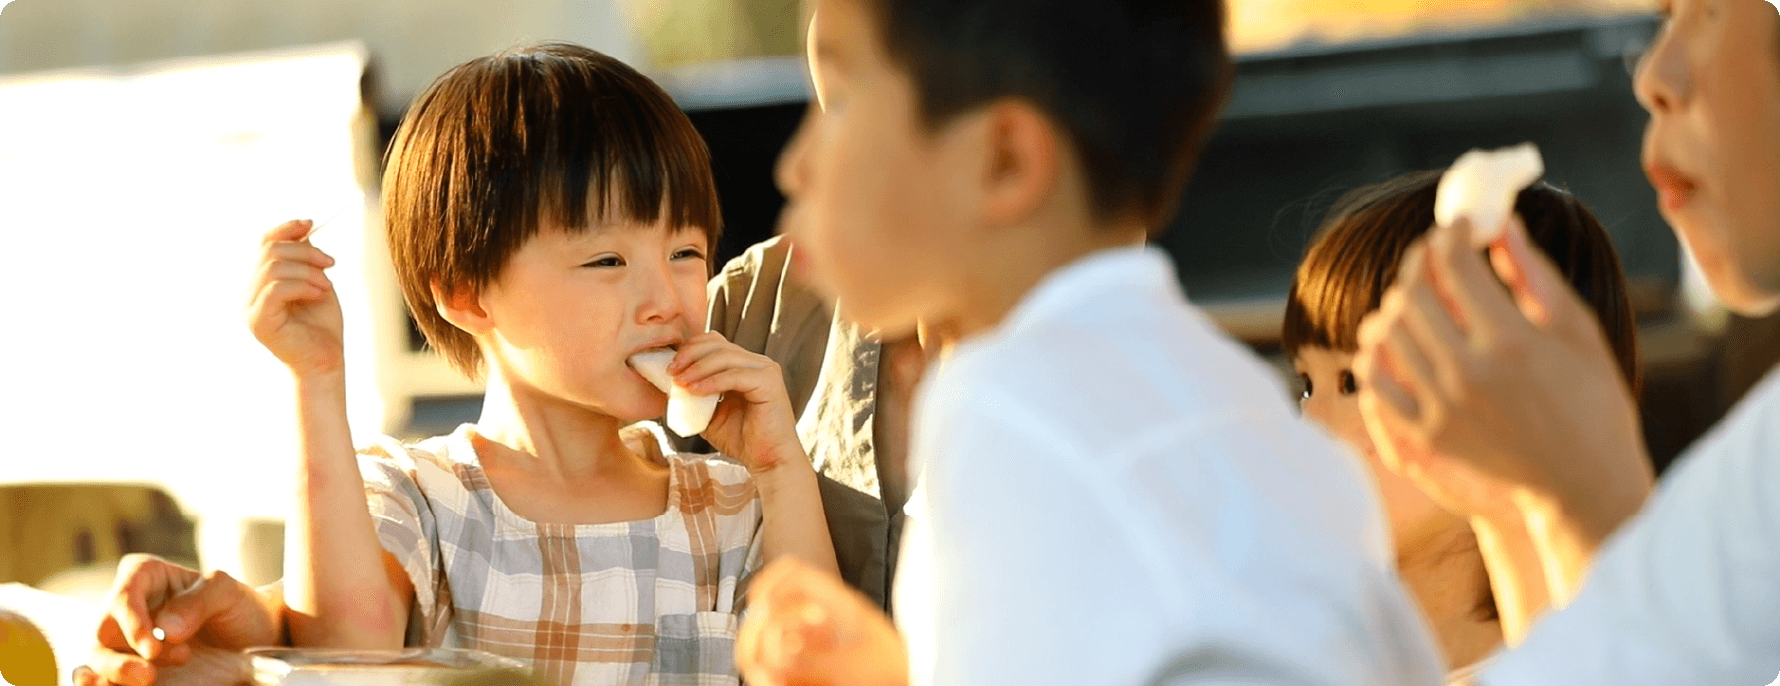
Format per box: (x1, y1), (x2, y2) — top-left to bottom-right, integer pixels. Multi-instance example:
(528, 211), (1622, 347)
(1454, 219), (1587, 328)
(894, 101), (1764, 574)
(0, 43), (379, 523)
(1229, 0), (1659, 54)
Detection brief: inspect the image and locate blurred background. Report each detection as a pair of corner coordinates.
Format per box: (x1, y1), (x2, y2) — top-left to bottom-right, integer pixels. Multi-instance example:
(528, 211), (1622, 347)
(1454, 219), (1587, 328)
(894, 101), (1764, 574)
(1, 1), (1777, 682)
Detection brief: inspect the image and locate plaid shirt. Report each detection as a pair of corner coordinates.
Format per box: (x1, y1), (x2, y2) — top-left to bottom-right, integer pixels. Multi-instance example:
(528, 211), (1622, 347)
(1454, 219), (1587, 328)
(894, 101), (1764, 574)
(358, 423), (763, 686)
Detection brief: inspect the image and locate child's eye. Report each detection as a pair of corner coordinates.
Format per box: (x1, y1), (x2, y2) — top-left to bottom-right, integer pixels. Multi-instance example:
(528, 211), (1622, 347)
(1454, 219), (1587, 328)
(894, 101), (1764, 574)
(1339, 371), (1358, 395)
(672, 247), (706, 261)
(1298, 374), (1314, 400)
(582, 255), (624, 268)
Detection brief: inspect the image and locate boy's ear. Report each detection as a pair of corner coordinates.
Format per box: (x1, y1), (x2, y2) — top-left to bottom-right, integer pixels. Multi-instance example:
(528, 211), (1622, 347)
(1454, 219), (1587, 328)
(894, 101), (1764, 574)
(433, 281), (493, 335)
(978, 98), (1061, 228)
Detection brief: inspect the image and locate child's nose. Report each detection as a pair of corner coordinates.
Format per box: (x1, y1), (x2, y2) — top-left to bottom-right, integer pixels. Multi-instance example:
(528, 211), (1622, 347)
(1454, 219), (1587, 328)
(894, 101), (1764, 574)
(634, 263), (688, 325)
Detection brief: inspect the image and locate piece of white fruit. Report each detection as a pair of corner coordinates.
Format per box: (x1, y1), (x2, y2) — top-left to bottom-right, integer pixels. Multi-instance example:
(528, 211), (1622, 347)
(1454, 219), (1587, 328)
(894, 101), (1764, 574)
(628, 348), (720, 437)
(1435, 143), (1545, 247)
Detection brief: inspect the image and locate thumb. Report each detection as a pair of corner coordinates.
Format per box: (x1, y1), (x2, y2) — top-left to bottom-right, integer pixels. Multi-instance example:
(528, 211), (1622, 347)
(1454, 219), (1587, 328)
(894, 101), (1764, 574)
(152, 571), (271, 651)
(1488, 215), (1563, 327)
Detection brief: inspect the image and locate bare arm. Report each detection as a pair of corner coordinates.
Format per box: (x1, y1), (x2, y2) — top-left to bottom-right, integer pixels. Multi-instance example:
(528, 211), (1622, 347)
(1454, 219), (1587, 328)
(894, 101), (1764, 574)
(672, 331), (839, 577)
(752, 451), (841, 576)
(245, 219), (411, 649)
(282, 372), (413, 648)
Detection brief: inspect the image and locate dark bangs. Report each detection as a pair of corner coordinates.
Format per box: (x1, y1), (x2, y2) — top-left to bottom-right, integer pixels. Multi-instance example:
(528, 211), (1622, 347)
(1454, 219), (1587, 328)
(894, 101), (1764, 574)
(1282, 171), (1444, 356)
(384, 42), (721, 377)
(1281, 169), (1640, 395)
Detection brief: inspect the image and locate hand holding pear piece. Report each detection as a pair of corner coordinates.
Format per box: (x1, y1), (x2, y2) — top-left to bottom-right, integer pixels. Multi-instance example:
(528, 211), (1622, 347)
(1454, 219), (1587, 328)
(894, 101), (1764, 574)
(630, 348), (721, 436)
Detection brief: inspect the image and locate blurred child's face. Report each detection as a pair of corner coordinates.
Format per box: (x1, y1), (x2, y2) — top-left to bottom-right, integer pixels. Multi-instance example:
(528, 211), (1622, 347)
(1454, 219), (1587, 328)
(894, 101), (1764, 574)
(774, 0), (978, 337)
(475, 221), (710, 422)
(1294, 346), (1451, 550)
(1635, 0), (1780, 315)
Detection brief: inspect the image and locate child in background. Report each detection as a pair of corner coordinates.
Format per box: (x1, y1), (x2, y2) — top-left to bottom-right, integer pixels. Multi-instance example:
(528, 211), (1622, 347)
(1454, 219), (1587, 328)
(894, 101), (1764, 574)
(733, 1), (1446, 685)
(1282, 170), (1641, 679)
(243, 42), (836, 686)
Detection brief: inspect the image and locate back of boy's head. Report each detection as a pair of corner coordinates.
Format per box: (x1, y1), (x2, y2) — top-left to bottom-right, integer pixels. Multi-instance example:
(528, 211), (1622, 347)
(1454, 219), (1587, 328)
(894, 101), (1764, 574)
(383, 42), (721, 377)
(1282, 170), (1642, 394)
(863, 0), (1232, 233)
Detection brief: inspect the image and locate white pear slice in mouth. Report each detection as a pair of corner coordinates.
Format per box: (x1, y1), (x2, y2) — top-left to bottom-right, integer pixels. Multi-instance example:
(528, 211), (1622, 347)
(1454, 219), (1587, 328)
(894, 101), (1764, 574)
(628, 348), (720, 437)
(1435, 143), (1545, 247)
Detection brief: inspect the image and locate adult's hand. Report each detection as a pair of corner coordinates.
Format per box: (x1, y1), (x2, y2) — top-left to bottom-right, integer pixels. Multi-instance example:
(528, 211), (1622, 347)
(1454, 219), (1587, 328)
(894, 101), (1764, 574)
(72, 555), (283, 686)
(1353, 216), (1654, 601)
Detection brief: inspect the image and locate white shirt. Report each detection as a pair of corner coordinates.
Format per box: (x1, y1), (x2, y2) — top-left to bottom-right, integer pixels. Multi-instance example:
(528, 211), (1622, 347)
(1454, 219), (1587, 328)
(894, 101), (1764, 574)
(892, 246), (1445, 686)
(1481, 366), (1780, 686)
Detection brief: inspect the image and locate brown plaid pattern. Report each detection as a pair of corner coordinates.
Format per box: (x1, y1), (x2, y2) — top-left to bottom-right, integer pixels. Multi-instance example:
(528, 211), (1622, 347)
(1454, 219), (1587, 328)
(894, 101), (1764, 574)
(357, 424), (763, 686)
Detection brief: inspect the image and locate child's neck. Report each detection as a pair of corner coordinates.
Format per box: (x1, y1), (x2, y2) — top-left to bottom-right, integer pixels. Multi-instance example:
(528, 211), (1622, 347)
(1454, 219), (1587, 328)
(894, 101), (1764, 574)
(940, 217), (1148, 340)
(472, 365), (644, 482)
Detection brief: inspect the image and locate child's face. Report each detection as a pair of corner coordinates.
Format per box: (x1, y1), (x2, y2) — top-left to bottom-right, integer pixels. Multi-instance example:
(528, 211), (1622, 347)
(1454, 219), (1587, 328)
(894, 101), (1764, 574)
(774, 0), (978, 337)
(1294, 346), (1450, 550)
(475, 221), (710, 422)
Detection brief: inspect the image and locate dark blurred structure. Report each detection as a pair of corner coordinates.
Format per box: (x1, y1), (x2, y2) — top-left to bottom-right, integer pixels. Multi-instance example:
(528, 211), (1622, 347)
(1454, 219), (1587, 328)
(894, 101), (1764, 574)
(681, 14), (1669, 289)
(665, 12), (1780, 474)
(1165, 14), (1670, 304)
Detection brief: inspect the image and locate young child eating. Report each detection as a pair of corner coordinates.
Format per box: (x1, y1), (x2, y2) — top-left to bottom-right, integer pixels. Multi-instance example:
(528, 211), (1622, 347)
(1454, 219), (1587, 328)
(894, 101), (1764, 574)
(243, 42), (836, 686)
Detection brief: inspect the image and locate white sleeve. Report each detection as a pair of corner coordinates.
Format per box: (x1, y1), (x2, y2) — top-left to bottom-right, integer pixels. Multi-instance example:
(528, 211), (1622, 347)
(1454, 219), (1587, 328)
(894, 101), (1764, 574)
(901, 388), (1442, 686)
(1481, 372), (1780, 686)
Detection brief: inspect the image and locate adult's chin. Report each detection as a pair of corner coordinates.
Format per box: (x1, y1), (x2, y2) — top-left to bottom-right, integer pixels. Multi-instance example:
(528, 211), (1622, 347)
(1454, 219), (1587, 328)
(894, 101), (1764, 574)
(1695, 255), (1780, 317)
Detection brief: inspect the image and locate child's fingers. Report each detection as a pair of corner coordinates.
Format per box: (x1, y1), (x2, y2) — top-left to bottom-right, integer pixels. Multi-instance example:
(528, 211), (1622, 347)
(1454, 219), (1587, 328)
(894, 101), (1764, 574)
(256, 260), (334, 293)
(676, 349), (772, 392)
(262, 240), (337, 269)
(259, 219), (314, 246)
(151, 570), (248, 646)
(248, 281), (329, 330)
(686, 368), (775, 402)
(667, 332), (738, 372)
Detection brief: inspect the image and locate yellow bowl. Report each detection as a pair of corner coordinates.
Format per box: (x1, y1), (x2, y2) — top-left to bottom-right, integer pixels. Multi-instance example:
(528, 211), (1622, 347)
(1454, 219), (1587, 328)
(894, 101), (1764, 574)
(0, 608), (57, 686)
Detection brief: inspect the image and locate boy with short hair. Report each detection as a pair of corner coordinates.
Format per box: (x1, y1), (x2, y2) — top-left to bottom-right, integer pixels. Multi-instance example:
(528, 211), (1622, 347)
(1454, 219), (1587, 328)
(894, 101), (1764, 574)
(246, 42), (836, 686)
(737, 1), (1446, 685)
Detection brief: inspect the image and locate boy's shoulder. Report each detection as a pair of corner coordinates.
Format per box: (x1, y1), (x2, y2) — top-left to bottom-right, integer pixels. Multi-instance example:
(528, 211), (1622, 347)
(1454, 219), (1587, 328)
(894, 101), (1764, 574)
(933, 272), (1295, 444)
(355, 426), (477, 488)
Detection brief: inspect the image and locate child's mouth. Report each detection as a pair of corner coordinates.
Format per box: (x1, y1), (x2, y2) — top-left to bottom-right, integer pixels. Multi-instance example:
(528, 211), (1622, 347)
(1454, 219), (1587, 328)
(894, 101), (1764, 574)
(628, 348), (677, 393)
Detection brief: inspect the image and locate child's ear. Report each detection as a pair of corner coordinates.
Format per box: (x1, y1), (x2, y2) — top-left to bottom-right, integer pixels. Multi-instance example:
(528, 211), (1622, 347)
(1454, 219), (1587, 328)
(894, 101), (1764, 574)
(433, 281), (493, 335)
(978, 98), (1061, 228)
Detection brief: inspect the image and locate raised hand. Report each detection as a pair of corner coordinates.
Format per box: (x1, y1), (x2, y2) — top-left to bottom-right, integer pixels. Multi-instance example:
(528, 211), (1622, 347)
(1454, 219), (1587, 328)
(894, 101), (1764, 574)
(1353, 216), (1653, 596)
(667, 332), (805, 473)
(245, 219), (344, 379)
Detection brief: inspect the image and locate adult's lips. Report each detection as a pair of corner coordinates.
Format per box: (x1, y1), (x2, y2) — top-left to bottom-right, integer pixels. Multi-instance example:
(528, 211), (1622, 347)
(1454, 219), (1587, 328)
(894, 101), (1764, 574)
(1645, 160), (1699, 214)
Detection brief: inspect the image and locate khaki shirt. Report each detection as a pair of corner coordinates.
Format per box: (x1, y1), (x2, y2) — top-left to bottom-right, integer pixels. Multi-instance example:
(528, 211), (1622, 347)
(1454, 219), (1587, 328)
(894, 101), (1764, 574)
(686, 236), (903, 611)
